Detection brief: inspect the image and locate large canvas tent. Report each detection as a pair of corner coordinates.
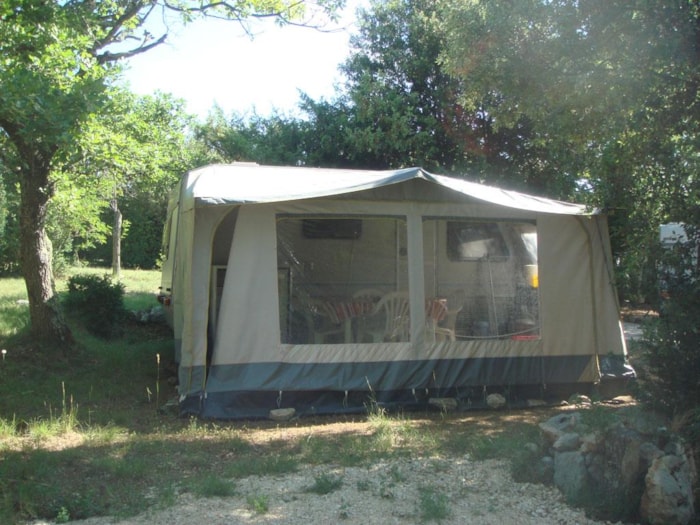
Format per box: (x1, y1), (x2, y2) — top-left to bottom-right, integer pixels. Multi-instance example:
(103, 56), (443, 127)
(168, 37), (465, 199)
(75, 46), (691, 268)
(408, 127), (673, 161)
(159, 164), (634, 419)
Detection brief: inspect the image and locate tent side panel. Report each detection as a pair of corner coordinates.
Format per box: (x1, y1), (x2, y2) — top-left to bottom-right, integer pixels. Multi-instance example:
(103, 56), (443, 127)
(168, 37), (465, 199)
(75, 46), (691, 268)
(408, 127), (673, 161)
(177, 205), (235, 402)
(159, 187), (180, 330)
(538, 215), (603, 363)
(537, 215), (628, 383)
(200, 355), (595, 419)
(584, 216), (633, 379)
(585, 216), (627, 356)
(173, 200), (193, 368)
(212, 205), (280, 365)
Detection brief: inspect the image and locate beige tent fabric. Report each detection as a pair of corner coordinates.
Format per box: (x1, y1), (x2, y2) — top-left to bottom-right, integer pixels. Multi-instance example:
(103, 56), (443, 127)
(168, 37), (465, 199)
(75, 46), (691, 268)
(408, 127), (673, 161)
(161, 164), (628, 411)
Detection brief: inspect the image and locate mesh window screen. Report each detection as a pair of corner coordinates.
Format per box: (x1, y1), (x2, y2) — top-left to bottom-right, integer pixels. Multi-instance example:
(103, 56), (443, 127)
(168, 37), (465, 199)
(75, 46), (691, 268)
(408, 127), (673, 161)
(276, 215), (539, 344)
(424, 219), (540, 340)
(277, 216), (408, 344)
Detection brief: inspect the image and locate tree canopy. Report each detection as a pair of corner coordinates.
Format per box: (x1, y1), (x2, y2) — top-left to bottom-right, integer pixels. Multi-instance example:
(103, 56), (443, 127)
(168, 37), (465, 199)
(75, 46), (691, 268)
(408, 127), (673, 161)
(0, 0), (343, 346)
(1, 0), (697, 343)
(53, 89), (196, 271)
(439, 0), (699, 300)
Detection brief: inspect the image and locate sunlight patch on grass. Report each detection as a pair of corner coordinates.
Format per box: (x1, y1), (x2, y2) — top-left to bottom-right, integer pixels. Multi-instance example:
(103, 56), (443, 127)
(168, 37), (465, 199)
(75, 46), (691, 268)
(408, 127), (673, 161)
(0, 277), (29, 340)
(0, 415), (17, 440)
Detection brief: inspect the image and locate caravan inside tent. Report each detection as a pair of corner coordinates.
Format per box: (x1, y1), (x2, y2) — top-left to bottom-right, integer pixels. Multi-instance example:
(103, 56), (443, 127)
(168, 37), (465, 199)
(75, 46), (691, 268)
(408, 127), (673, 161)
(158, 164), (634, 419)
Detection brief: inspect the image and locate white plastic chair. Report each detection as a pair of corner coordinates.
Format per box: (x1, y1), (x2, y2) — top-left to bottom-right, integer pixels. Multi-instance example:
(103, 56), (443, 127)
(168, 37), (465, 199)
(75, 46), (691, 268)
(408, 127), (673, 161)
(431, 304), (463, 342)
(351, 288), (384, 343)
(427, 291), (464, 342)
(305, 298), (345, 344)
(373, 291), (410, 342)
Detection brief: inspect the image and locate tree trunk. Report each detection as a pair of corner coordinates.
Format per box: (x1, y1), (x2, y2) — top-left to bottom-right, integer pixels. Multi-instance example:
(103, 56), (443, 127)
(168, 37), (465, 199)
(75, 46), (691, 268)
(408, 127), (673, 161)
(111, 198), (122, 278)
(18, 162), (74, 348)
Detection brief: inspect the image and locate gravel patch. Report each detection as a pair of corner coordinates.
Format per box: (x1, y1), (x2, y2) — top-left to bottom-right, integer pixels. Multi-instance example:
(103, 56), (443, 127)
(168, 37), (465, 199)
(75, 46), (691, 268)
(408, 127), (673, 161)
(39, 456), (613, 525)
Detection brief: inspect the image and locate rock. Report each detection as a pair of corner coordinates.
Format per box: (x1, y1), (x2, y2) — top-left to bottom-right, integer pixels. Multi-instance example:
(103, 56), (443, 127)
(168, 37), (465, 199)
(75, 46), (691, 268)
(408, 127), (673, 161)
(620, 439), (642, 489)
(539, 412), (581, 443)
(537, 456), (554, 484)
(585, 451), (605, 486)
(579, 432), (603, 454)
(486, 393), (506, 409)
(605, 395), (635, 405)
(428, 397), (457, 411)
(639, 442), (664, 470)
(532, 407), (696, 524)
(524, 442), (540, 454)
(552, 432), (581, 452)
(664, 439), (685, 456)
(640, 453), (696, 525)
(554, 451), (588, 498)
(269, 408), (295, 421)
(132, 306), (167, 324)
(599, 424), (648, 497)
(568, 393), (592, 406)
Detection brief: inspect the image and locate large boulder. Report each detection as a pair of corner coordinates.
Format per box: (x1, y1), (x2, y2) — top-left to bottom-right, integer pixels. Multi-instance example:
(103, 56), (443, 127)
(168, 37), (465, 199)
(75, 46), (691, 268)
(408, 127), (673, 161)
(597, 425), (648, 495)
(640, 451), (696, 525)
(486, 393), (506, 409)
(552, 432), (581, 453)
(539, 412), (581, 443)
(537, 407), (696, 524)
(554, 450), (588, 498)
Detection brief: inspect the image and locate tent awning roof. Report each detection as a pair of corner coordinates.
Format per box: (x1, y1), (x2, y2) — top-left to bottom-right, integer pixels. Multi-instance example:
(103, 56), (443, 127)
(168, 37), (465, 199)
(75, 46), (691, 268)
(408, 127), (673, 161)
(185, 164), (594, 215)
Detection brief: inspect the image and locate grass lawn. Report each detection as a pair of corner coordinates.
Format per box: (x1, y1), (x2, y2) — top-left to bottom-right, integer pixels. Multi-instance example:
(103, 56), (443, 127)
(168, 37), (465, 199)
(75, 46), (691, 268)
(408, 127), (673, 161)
(0, 268), (587, 524)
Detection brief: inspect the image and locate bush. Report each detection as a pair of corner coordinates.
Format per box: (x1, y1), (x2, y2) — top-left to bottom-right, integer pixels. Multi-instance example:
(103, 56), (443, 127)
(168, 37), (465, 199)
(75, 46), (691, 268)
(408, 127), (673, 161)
(641, 283), (699, 412)
(64, 274), (126, 339)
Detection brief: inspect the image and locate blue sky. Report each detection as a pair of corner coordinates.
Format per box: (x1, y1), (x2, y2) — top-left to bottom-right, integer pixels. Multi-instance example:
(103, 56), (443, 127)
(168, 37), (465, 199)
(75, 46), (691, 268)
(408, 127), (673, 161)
(121, 2), (366, 118)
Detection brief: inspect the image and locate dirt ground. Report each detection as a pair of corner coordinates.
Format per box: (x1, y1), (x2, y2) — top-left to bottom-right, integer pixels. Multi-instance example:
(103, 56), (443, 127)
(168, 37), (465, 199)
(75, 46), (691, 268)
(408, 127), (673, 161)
(28, 313), (651, 525)
(29, 408), (629, 525)
(66, 459), (611, 525)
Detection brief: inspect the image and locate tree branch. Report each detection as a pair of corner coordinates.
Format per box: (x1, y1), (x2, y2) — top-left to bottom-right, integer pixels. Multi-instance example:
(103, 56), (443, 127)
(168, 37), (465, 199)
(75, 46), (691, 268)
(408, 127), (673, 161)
(161, 0), (340, 31)
(91, 1), (157, 56)
(96, 32), (168, 64)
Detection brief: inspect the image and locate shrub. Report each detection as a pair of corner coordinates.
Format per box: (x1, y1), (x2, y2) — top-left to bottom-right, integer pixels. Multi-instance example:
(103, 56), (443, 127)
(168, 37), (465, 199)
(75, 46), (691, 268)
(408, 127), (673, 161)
(64, 274), (126, 339)
(418, 485), (451, 522)
(641, 278), (700, 412)
(638, 223), (699, 412)
(306, 473), (343, 495)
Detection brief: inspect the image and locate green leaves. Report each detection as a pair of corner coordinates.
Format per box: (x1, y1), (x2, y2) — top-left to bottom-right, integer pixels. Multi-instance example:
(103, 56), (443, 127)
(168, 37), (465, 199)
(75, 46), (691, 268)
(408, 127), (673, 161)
(49, 89), (195, 265)
(338, 0), (468, 171)
(439, 0), (699, 300)
(0, 0), (345, 343)
(0, 1), (108, 167)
